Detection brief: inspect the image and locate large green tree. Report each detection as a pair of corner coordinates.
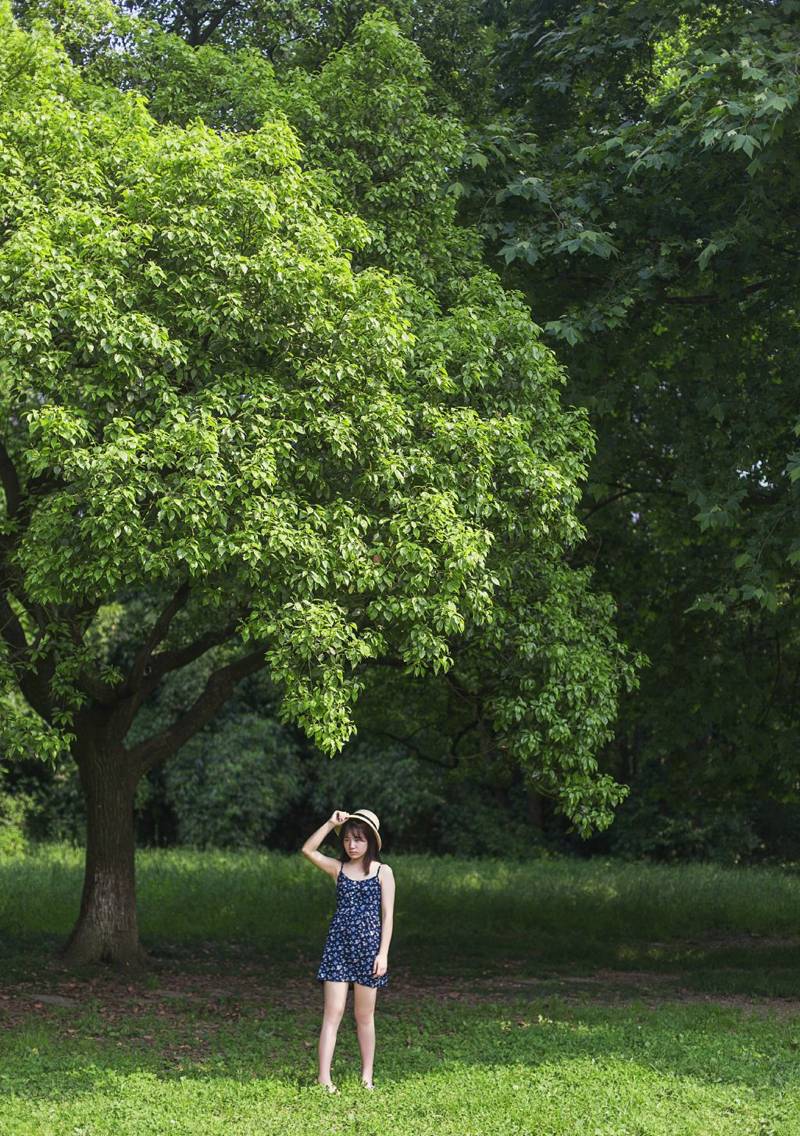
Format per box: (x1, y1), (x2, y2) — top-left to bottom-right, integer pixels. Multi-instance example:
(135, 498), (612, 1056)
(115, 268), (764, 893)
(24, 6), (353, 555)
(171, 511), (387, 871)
(451, 0), (800, 814)
(20, 0), (800, 852)
(0, 5), (635, 963)
(99, 0), (800, 828)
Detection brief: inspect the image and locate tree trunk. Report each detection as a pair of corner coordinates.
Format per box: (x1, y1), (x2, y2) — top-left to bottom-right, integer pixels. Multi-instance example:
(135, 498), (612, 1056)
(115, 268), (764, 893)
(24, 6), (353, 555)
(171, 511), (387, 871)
(62, 732), (144, 967)
(58, 644), (266, 966)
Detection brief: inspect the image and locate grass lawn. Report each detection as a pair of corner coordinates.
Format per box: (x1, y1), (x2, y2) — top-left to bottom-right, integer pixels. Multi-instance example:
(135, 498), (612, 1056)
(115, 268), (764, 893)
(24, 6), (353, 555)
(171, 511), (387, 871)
(1, 845), (799, 1134)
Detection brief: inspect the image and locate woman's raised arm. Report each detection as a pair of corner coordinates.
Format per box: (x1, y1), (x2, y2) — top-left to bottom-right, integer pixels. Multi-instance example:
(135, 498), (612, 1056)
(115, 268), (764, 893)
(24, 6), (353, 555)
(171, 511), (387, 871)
(301, 811), (349, 879)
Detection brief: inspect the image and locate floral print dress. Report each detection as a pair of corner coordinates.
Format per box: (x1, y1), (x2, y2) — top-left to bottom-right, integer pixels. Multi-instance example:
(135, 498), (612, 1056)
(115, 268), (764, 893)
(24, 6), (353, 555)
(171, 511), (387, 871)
(316, 864), (388, 988)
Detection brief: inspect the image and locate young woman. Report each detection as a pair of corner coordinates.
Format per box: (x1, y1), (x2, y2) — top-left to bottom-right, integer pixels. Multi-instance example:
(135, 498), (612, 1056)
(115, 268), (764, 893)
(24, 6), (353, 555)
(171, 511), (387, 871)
(301, 809), (395, 1093)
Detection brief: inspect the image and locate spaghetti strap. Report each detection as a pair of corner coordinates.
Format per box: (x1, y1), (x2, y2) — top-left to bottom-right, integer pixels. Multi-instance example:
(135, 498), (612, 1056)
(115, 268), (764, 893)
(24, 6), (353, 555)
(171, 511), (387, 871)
(376, 864), (381, 879)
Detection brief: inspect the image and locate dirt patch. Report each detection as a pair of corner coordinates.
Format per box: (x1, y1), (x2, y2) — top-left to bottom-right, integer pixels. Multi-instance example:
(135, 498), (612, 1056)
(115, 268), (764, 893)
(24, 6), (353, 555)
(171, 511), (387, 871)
(2, 957), (799, 1036)
(666, 932), (800, 950)
(433, 976), (787, 1018)
(446, 968), (800, 1018)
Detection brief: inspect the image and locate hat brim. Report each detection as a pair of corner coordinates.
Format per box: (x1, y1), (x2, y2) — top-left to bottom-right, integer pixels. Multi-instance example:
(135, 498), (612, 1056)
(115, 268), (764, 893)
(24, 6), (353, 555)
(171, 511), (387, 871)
(335, 815), (382, 851)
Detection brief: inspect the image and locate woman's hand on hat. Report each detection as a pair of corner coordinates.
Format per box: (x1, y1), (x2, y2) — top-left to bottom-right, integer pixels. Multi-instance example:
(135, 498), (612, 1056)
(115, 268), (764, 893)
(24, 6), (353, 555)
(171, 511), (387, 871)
(329, 810), (350, 826)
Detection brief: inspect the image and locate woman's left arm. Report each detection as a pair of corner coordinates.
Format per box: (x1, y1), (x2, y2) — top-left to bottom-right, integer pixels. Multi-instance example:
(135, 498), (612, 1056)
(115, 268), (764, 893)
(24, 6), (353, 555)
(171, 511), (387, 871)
(373, 865), (395, 977)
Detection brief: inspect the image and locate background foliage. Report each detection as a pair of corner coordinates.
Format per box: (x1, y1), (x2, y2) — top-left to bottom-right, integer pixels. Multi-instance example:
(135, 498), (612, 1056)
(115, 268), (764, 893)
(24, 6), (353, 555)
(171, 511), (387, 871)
(3, 0), (799, 863)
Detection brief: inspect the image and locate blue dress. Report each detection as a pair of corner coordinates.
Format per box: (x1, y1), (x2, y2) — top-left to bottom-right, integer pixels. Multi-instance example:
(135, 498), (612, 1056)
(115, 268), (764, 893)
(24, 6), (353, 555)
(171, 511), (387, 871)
(316, 864), (388, 988)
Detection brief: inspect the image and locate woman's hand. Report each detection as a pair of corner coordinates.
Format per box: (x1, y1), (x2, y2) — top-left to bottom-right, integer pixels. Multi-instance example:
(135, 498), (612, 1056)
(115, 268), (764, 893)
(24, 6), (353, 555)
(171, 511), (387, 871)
(372, 953), (388, 978)
(329, 810), (350, 827)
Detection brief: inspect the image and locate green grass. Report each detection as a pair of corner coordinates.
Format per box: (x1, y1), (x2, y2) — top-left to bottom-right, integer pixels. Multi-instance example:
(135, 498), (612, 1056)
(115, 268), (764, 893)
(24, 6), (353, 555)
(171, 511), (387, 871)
(3, 998), (799, 1136)
(4, 844), (800, 979)
(1, 845), (799, 1134)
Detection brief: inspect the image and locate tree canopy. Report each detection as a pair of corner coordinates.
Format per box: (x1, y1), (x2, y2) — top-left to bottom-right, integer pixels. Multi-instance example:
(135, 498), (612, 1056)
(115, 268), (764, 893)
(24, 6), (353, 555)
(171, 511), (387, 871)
(0, 2), (637, 958)
(449, 0), (800, 812)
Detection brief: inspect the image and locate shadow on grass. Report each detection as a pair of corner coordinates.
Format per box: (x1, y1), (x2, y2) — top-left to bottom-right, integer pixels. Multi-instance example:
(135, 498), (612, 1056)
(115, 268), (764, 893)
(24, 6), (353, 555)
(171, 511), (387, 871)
(4, 925), (800, 996)
(1, 933), (799, 1111)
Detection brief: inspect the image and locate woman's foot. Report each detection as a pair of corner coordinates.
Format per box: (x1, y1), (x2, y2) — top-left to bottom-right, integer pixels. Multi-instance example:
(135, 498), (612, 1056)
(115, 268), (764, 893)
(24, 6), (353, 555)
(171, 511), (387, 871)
(316, 1079), (339, 1094)
(361, 1079), (374, 1091)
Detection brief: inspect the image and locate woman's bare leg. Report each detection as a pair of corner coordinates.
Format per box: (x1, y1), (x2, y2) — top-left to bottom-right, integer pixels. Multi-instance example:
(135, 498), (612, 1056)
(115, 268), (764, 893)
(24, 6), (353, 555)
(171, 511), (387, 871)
(318, 981), (348, 1089)
(353, 984), (378, 1087)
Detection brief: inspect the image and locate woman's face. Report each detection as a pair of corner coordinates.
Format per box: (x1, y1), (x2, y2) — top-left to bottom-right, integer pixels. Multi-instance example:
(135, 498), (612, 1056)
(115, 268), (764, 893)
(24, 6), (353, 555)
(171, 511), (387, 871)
(343, 827), (368, 860)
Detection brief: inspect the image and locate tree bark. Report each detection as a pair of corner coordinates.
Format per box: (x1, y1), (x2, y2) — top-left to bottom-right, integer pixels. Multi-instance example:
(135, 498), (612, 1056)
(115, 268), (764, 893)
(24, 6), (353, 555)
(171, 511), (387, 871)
(60, 647), (266, 966)
(62, 725), (144, 967)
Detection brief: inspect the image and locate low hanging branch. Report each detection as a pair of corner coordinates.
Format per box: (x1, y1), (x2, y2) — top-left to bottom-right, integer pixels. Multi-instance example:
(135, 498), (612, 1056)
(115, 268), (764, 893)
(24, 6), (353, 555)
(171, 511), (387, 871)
(129, 646), (268, 776)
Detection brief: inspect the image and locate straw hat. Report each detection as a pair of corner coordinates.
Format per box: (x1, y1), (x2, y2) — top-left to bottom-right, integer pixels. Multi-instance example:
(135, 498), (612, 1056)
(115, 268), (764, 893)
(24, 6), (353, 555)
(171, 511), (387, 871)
(337, 809), (382, 851)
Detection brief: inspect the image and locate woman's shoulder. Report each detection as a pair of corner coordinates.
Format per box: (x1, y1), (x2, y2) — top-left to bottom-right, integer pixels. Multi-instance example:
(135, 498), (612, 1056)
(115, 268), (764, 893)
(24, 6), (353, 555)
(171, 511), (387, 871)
(378, 861), (394, 878)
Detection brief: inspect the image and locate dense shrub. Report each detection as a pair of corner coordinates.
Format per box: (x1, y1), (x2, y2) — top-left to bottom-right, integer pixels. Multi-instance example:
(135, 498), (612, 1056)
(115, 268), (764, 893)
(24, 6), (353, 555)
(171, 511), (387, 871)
(0, 773), (31, 855)
(609, 802), (762, 865)
(163, 715), (305, 848)
(305, 738), (551, 859)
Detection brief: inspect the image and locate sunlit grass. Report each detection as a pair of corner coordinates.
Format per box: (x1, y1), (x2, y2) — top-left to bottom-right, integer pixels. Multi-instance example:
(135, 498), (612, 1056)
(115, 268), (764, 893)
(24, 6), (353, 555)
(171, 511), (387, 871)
(1, 996), (798, 1135)
(2, 845), (799, 1134)
(3, 844), (799, 973)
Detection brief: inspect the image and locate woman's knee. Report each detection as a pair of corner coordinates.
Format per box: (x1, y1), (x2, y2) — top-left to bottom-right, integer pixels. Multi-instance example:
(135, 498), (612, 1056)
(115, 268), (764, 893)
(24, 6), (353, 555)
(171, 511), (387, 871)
(354, 1007), (374, 1028)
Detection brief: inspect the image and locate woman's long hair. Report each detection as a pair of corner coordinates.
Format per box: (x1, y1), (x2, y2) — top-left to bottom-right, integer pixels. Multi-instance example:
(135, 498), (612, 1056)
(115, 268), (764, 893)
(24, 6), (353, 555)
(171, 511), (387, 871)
(339, 819), (381, 876)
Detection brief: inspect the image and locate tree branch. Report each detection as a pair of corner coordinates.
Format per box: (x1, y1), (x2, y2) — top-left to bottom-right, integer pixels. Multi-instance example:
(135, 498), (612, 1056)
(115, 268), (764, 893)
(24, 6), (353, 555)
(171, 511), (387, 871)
(443, 671), (477, 703)
(0, 592), (53, 720)
(197, 0), (240, 44)
(167, 0), (189, 37)
(450, 717), (481, 760)
(580, 487), (637, 522)
(122, 580), (190, 696)
(74, 673), (118, 705)
(148, 619), (242, 682)
(367, 726), (459, 771)
(0, 440), (21, 519)
(0, 592), (30, 668)
(581, 482), (686, 522)
(661, 279), (771, 306)
(128, 646), (267, 775)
